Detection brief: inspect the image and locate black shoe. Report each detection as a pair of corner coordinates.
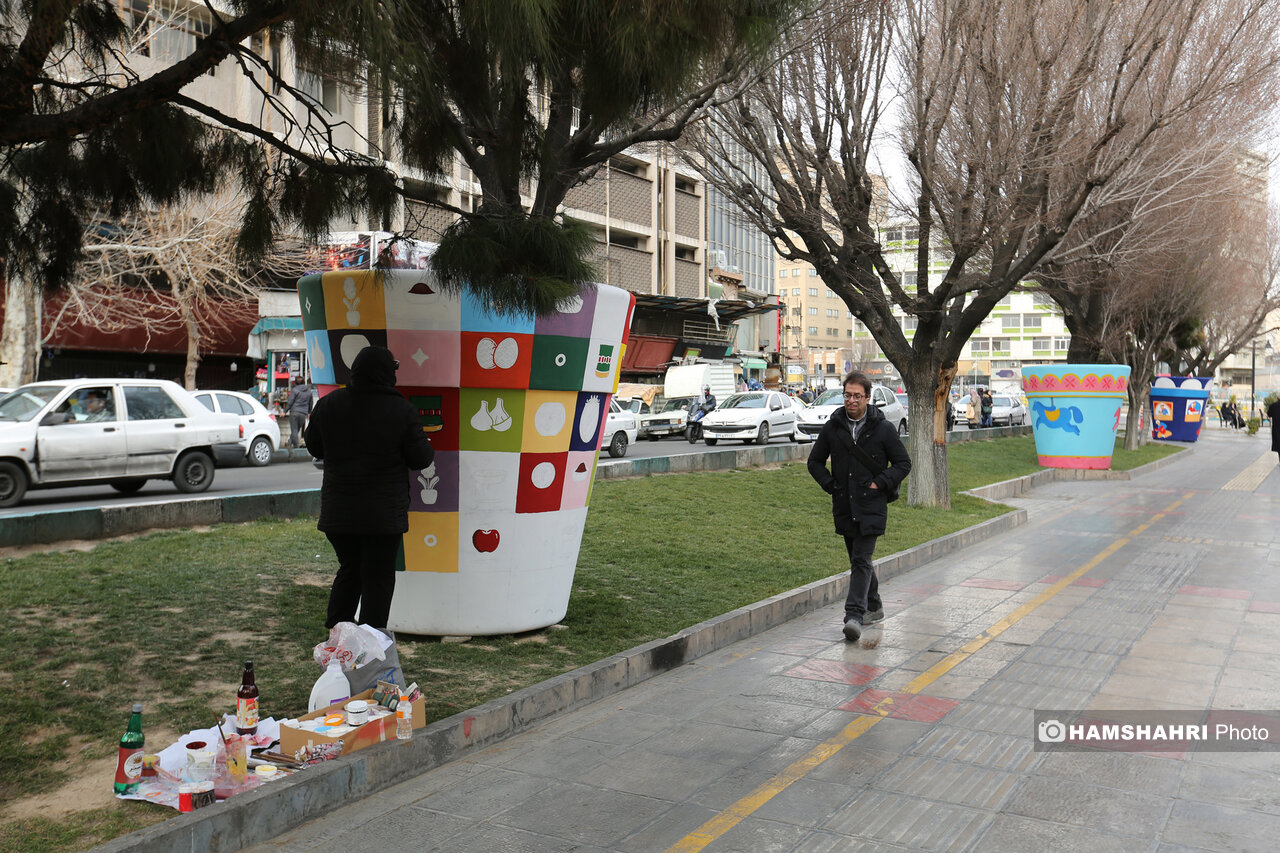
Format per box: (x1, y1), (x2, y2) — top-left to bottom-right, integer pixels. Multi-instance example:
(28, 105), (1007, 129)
(842, 619), (862, 642)
(864, 608), (885, 624)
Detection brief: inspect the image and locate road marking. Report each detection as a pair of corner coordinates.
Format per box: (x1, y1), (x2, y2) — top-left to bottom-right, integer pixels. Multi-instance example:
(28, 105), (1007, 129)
(665, 492), (1194, 853)
(1222, 451), (1275, 491)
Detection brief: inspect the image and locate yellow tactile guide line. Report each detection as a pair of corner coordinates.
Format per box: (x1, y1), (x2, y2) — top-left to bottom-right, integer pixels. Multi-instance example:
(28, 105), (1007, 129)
(1222, 451), (1276, 491)
(665, 492), (1195, 853)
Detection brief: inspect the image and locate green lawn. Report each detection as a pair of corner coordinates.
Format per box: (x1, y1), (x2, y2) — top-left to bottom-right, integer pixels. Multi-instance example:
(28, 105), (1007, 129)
(0, 435), (1179, 852)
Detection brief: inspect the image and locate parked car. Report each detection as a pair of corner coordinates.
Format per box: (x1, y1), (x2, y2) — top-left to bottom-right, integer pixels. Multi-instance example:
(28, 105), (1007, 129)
(991, 394), (1029, 426)
(896, 393), (957, 432)
(795, 384), (907, 439)
(603, 397), (638, 458)
(699, 391), (799, 445)
(0, 379), (242, 507)
(192, 390), (282, 467)
(639, 395), (695, 440)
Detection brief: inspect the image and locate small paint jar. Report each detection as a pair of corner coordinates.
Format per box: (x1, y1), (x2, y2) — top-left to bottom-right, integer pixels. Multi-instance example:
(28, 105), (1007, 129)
(255, 764), (278, 779)
(345, 699), (369, 725)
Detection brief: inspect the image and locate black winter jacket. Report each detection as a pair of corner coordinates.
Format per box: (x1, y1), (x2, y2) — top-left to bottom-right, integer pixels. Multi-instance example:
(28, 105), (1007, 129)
(304, 347), (435, 535)
(807, 403), (912, 537)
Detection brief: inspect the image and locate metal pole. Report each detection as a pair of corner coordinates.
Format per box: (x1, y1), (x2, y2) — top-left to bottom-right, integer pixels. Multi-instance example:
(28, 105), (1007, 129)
(1251, 340), (1257, 421)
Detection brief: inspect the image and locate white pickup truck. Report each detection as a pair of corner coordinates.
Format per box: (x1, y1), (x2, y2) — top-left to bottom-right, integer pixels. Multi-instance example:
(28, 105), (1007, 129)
(0, 379), (243, 507)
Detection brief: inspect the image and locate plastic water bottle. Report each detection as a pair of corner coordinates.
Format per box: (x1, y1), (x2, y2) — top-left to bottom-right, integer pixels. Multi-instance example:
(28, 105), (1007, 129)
(396, 693), (412, 741)
(307, 660), (351, 712)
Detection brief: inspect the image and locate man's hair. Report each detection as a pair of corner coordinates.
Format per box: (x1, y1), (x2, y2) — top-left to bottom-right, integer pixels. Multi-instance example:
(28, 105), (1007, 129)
(85, 389), (107, 401)
(842, 371), (872, 395)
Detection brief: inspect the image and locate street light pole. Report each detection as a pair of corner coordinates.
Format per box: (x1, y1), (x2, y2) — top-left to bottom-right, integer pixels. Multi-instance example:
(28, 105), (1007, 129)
(1252, 339), (1257, 421)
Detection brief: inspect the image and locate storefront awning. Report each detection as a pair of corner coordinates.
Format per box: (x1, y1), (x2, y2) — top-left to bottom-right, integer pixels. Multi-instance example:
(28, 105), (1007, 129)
(248, 317), (305, 335)
(742, 358), (768, 370)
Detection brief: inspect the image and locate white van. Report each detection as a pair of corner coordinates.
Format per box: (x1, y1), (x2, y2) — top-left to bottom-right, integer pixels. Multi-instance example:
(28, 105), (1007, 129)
(663, 363), (738, 404)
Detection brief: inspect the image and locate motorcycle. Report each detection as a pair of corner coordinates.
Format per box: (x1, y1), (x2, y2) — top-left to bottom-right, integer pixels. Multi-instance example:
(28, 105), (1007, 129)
(686, 400), (715, 443)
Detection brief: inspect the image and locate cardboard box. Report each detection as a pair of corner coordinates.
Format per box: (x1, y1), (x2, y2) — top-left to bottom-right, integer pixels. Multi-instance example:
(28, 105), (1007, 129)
(279, 689), (424, 759)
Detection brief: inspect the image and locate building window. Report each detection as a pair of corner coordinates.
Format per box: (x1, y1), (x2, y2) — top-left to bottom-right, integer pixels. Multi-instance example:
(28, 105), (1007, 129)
(1032, 337), (1051, 351)
(808, 307), (818, 315)
(1032, 291), (1056, 310)
(901, 316), (918, 331)
(970, 339), (990, 353)
(902, 271), (917, 288)
(903, 226), (918, 241)
(792, 288), (801, 296)
(846, 312), (853, 318)
(826, 289), (836, 298)
(1002, 315), (1020, 331)
(808, 269), (818, 276)
(992, 338), (1012, 353)
(779, 269), (789, 277)
(826, 309), (838, 317)
(808, 326), (818, 335)
(808, 288), (818, 297)
(1022, 314), (1041, 330)
(791, 307), (801, 316)
(674, 246), (696, 262)
(1054, 336), (1071, 350)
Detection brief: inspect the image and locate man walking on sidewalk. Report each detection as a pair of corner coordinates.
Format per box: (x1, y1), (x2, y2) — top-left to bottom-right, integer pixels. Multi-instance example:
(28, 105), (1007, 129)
(808, 371), (912, 642)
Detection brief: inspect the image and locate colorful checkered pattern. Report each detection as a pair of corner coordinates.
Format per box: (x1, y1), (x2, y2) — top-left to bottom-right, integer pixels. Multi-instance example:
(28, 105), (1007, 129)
(297, 270), (635, 579)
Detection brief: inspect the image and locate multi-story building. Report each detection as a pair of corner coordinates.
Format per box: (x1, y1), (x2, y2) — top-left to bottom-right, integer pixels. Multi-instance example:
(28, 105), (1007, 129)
(775, 258), (859, 389)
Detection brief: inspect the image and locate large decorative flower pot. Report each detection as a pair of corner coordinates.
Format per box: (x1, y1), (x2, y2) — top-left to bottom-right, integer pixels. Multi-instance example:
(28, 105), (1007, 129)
(297, 270), (635, 635)
(1149, 376), (1213, 442)
(1021, 364), (1130, 469)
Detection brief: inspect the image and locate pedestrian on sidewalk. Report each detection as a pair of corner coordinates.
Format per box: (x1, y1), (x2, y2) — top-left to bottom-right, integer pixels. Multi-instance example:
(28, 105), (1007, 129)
(808, 371), (912, 642)
(285, 377), (314, 448)
(1269, 396), (1280, 463)
(979, 388), (994, 428)
(304, 347), (434, 630)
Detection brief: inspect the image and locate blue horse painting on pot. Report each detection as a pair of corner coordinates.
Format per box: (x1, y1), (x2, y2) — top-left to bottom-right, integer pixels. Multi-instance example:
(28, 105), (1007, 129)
(1032, 399), (1084, 435)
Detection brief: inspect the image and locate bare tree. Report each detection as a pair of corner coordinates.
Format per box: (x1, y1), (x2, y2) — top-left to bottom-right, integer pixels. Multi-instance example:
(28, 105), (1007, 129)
(52, 187), (314, 388)
(692, 0), (1280, 506)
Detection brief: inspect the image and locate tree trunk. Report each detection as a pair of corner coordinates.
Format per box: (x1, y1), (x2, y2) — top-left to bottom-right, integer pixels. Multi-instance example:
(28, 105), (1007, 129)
(0, 269), (41, 386)
(183, 301), (201, 390)
(900, 363), (952, 509)
(1123, 383), (1148, 451)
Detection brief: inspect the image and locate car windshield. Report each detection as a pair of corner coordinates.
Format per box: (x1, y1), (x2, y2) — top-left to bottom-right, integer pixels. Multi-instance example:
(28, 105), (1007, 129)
(814, 388), (843, 406)
(660, 398), (692, 413)
(896, 393), (908, 404)
(721, 393), (767, 409)
(0, 385), (62, 421)
(994, 396), (1012, 406)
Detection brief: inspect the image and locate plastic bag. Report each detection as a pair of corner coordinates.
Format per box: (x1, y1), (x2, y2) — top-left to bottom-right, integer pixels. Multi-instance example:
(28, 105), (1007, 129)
(313, 622), (389, 672)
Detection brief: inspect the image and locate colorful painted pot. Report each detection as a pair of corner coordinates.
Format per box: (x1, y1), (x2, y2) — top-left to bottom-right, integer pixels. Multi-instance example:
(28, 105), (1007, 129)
(297, 270), (635, 635)
(1149, 376), (1213, 442)
(1021, 364), (1130, 469)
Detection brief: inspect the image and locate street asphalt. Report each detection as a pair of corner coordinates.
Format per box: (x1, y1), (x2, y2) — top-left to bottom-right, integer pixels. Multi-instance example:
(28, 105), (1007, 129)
(235, 428), (1280, 853)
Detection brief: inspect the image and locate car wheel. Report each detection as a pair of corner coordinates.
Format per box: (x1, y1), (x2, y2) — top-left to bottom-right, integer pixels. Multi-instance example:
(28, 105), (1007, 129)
(110, 478), (147, 495)
(898, 420), (907, 437)
(248, 435), (274, 467)
(0, 461), (27, 508)
(705, 438), (718, 446)
(608, 431), (628, 458)
(756, 422), (770, 445)
(172, 451), (215, 493)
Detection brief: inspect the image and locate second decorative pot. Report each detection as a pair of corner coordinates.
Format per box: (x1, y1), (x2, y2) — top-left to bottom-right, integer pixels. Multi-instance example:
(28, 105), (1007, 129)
(1021, 364), (1131, 469)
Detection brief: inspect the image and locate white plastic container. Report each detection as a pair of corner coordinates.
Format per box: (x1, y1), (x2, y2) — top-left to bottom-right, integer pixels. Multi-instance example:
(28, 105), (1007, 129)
(307, 660), (351, 712)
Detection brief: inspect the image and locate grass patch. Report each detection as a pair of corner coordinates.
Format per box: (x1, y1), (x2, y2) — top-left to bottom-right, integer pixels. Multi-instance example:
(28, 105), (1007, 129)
(0, 434), (1181, 851)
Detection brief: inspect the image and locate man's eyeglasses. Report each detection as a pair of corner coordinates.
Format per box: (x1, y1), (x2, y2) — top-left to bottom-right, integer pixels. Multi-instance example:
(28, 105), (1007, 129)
(843, 392), (867, 401)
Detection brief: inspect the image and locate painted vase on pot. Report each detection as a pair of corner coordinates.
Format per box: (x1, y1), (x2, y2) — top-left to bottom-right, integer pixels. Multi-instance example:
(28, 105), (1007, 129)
(298, 269), (635, 635)
(1149, 376), (1213, 442)
(1021, 364), (1130, 469)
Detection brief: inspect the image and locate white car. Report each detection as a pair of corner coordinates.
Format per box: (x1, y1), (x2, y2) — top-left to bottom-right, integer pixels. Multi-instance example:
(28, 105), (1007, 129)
(0, 379), (242, 507)
(991, 394), (1029, 426)
(638, 395), (695, 440)
(603, 398), (638, 458)
(795, 384), (908, 439)
(699, 391), (799, 445)
(193, 390), (282, 467)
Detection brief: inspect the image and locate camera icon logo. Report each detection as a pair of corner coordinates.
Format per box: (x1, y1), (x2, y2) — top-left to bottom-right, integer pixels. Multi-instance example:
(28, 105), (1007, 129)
(1038, 719), (1067, 743)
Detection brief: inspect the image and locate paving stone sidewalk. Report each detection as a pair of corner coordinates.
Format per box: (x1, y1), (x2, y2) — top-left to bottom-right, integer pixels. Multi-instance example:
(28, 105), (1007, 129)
(247, 431), (1280, 853)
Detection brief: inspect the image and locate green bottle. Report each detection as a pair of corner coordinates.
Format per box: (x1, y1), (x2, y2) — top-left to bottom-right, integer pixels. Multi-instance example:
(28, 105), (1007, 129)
(113, 703), (145, 794)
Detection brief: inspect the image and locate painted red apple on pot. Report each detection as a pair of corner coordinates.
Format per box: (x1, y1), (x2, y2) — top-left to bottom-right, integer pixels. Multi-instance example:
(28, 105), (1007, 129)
(472, 529), (500, 553)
